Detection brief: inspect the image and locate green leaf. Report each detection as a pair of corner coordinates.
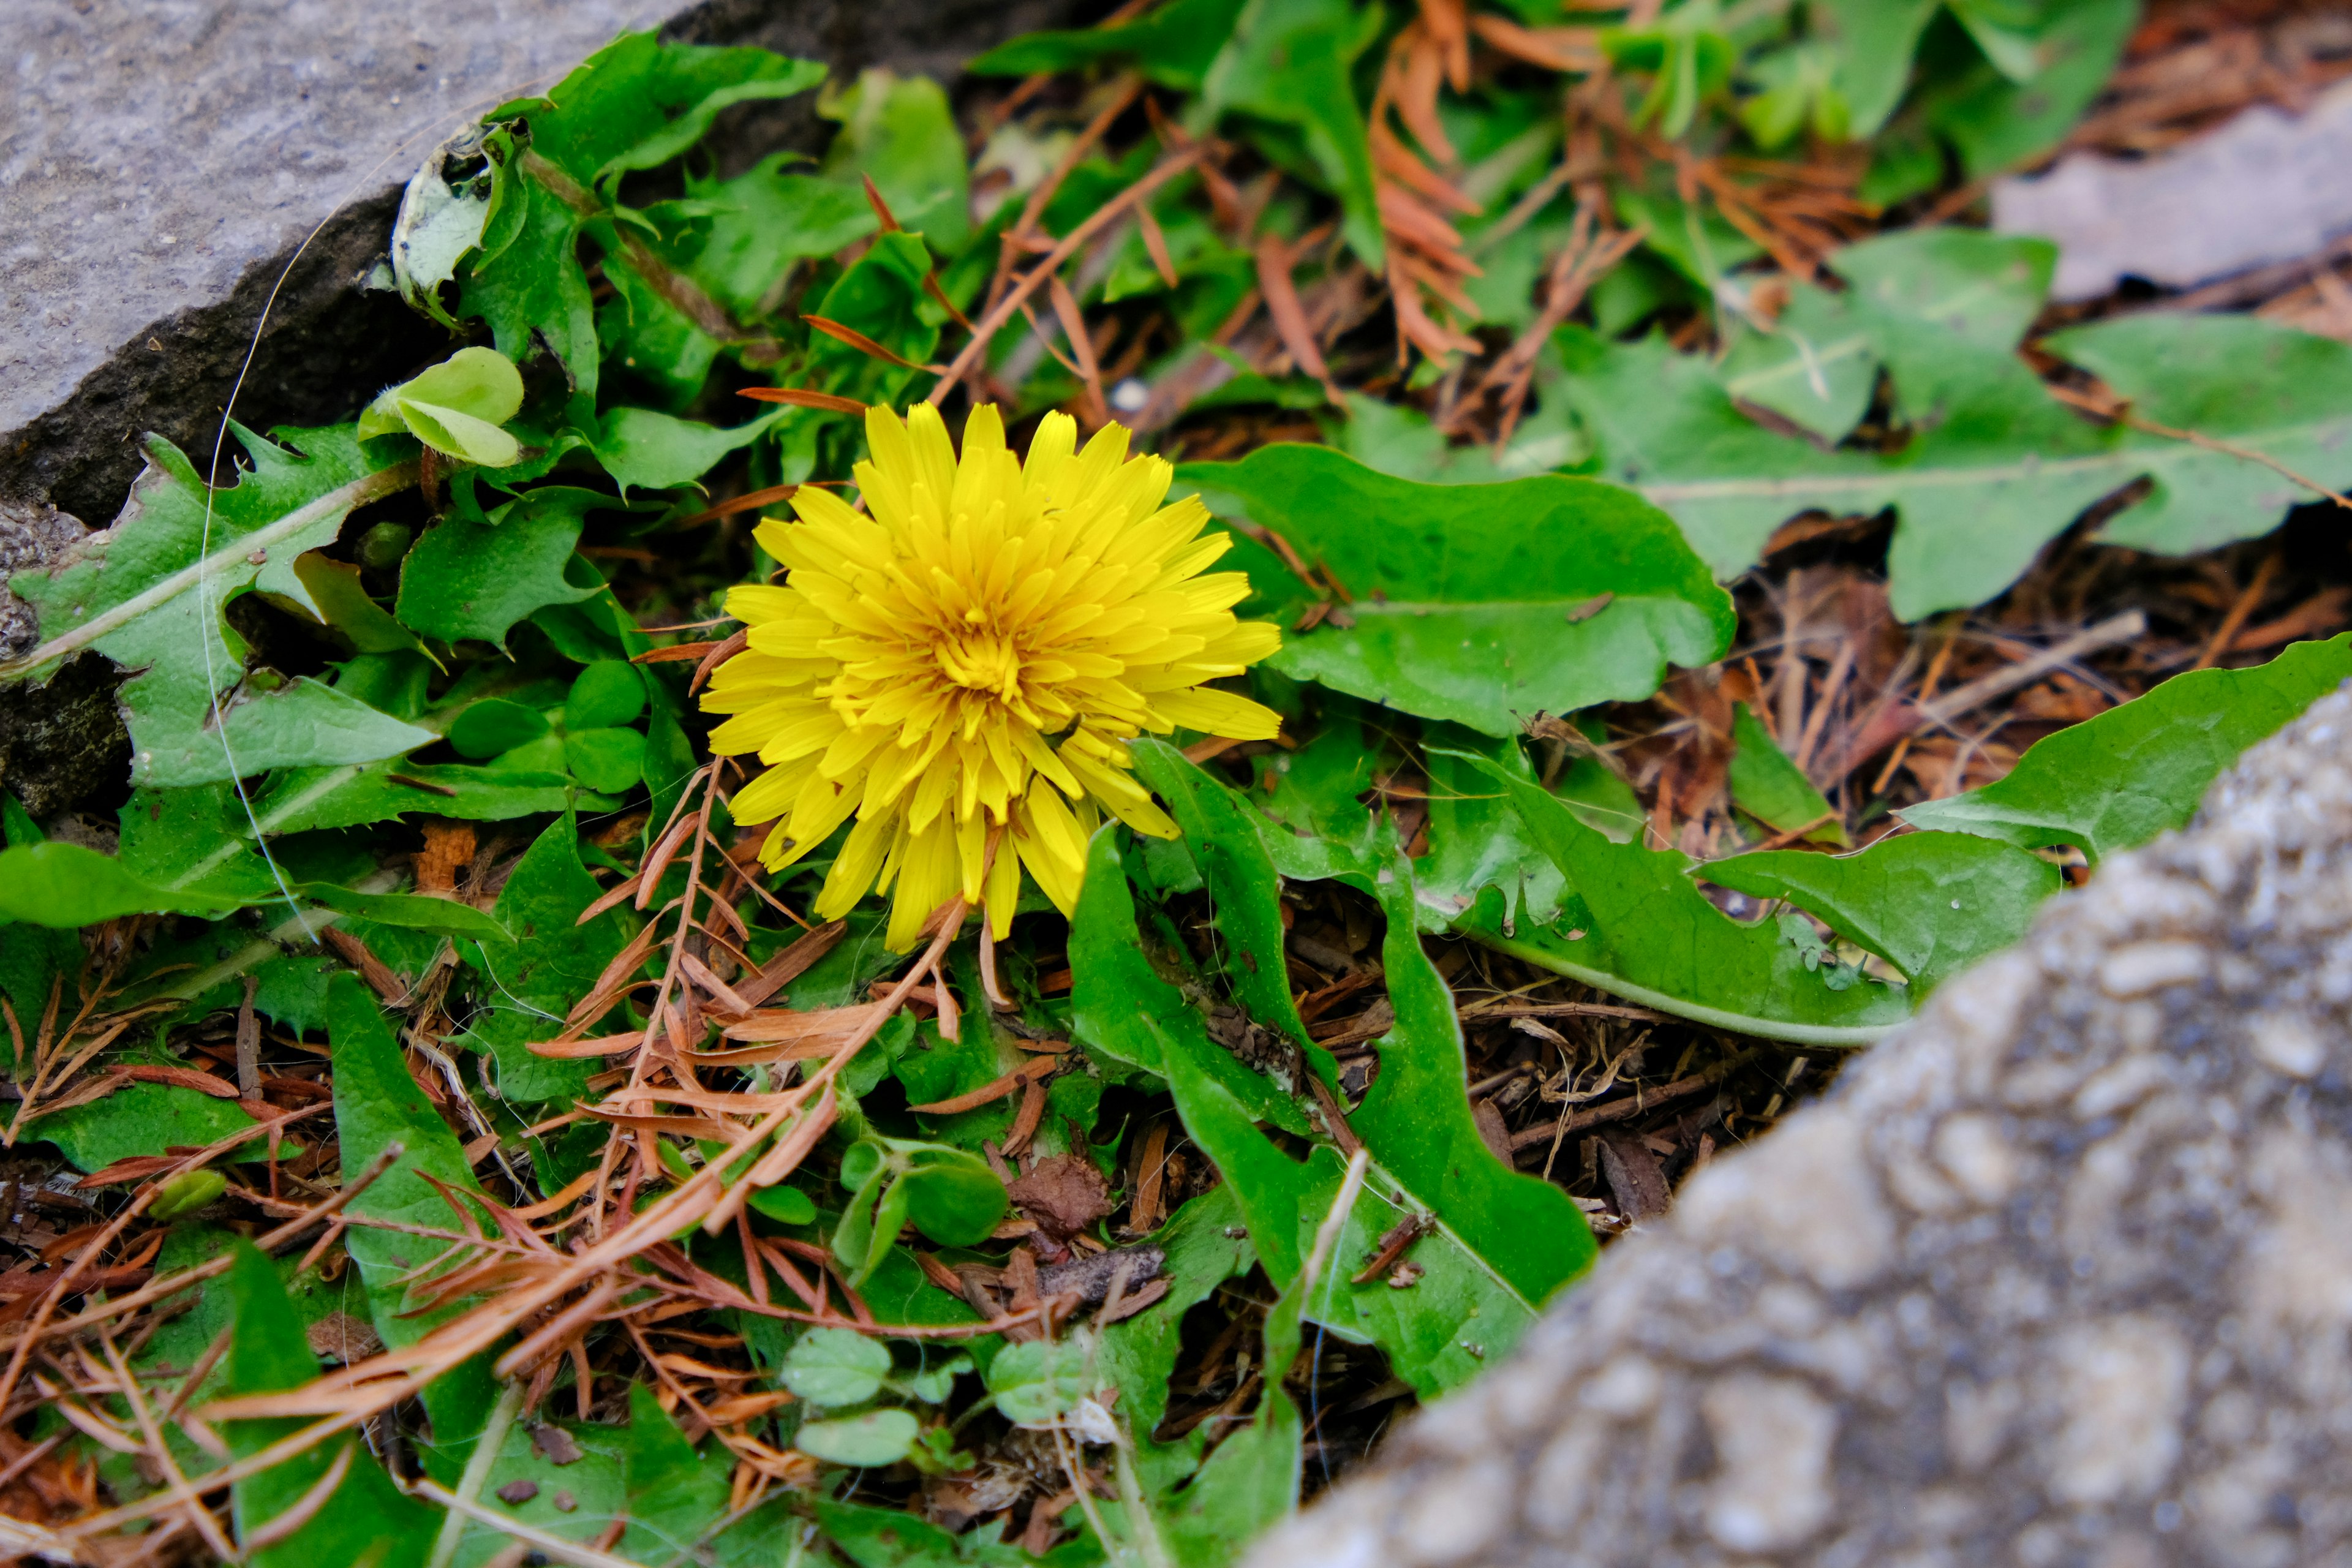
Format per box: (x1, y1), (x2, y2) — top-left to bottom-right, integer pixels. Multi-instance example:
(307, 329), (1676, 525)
(780, 1326), (892, 1406)
(1099, 1185), (1254, 1434)
(1131, 741), (1592, 1304)
(818, 70), (971, 254)
(1180, 445), (1735, 734)
(0, 841), (244, 925)
(1471, 753), (1913, 1043)
(663, 157), (878, 320)
(971, 0), (1250, 90)
(221, 1241), (440, 1567)
(1153, 1026), (1539, 1396)
(748, 1185), (817, 1229)
(1703, 831), (2058, 990)
(2046, 314), (2352, 558)
(565, 659), (646, 729)
(832, 1136), (1009, 1283)
(1814, 0), (1940, 137)
(326, 973), (491, 1346)
(246, 758), (589, 835)
(1560, 322), (2122, 621)
(447, 698), (550, 759)
(805, 232), (945, 409)
(564, 726), (646, 792)
(31, 1087), (260, 1175)
(1348, 844), (1596, 1305)
(8, 425), (431, 785)
(797, 1409), (921, 1468)
(461, 815), (633, 1102)
(1899, 634), (2352, 861)
(1603, 3), (1738, 139)
(148, 1169), (228, 1221)
(458, 169), (598, 405)
(1202, 0), (1387, 267)
(278, 553), (428, 657)
(897, 1147), (1009, 1246)
(986, 1335), (1093, 1425)
(1067, 832), (1313, 1138)
(1740, 41), (1850, 149)
(517, 33), (827, 190)
(594, 405), (785, 494)
(1725, 703), (1845, 844)
(1128, 742), (1320, 1070)
(1923, 0), (2136, 176)
(1077, 824), (1543, 1393)
(1714, 278), (1877, 444)
(395, 495), (603, 647)
(359, 348), (526, 466)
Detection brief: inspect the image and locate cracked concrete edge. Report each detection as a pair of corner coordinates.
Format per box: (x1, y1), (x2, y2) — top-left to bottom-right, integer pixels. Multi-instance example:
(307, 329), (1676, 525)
(0, 0), (1077, 528)
(1248, 677), (2352, 1567)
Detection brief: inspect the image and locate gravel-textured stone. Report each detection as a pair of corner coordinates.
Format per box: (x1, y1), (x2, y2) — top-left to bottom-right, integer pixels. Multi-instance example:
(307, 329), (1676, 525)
(1250, 682), (2352, 1568)
(1, 0), (1075, 524)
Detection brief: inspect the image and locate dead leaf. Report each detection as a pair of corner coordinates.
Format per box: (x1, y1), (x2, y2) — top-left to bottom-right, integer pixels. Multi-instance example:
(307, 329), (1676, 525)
(1006, 1155), (1114, 1242)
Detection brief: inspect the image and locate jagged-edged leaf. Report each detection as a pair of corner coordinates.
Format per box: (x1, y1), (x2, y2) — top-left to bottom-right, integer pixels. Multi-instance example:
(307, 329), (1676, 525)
(1567, 236), (2352, 619)
(460, 815), (633, 1102)
(220, 1242), (439, 1567)
(2048, 314), (2352, 557)
(1200, 0), (1387, 266)
(818, 70), (971, 254)
(1899, 633), (2352, 861)
(1131, 741), (1593, 1305)
(512, 33), (828, 190)
(1068, 831), (1313, 1138)
(1469, 752), (1913, 1044)
(1128, 742), (1319, 1061)
(30, 1077), (263, 1175)
(1716, 227), (2052, 443)
(0, 841), (244, 925)
(394, 493), (605, 646)
(326, 973), (491, 1346)
(682, 168), (877, 318)
(595, 406), (788, 494)
(1558, 323), (2124, 622)
(1922, 0), (2135, 176)
(804, 232), (949, 410)
(6, 426), (432, 786)
(1147, 984), (1539, 1396)
(1179, 445), (1735, 735)
(1703, 830), (2059, 990)
(459, 167), (600, 406)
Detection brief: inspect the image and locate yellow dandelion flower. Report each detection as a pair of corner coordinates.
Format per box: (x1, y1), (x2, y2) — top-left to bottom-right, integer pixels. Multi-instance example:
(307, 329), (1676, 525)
(702, 402), (1284, 950)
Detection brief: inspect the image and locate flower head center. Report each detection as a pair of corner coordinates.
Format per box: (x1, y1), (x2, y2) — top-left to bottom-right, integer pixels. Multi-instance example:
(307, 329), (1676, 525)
(933, 628), (1024, 701)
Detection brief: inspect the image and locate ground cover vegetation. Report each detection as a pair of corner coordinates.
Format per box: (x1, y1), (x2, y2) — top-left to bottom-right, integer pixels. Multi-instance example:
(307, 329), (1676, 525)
(1, 0), (2350, 1560)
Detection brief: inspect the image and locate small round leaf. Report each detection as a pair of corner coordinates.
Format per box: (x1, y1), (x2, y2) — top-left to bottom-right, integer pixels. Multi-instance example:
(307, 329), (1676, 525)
(986, 1336), (1092, 1427)
(747, 1184), (817, 1227)
(565, 727), (646, 792)
(447, 699), (550, 760)
(780, 1327), (892, 1407)
(794, 1409), (919, 1468)
(565, 659), (647, 730)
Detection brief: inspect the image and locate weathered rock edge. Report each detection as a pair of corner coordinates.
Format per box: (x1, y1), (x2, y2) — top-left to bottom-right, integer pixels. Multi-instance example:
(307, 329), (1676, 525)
(1251, 680), (2352, 1568)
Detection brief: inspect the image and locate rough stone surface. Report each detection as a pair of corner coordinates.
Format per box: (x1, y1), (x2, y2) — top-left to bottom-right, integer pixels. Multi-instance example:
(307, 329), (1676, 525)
(1, 0), (1076, 524)
(1250, 683), (2352, 1568)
